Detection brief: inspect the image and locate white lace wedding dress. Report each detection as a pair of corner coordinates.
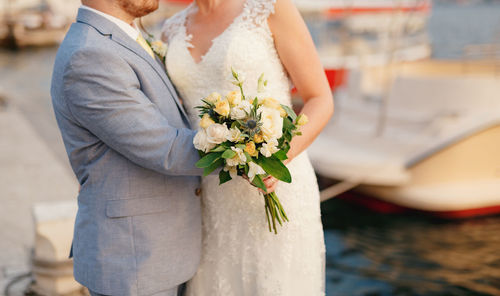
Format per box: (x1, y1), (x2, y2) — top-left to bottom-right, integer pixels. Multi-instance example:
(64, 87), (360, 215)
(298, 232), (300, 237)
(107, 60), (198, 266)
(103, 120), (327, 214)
(162, 0), (325, 295)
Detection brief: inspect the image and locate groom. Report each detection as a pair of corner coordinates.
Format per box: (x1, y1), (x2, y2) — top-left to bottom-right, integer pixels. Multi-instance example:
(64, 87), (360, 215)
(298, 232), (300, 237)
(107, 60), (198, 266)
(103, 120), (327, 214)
(51, 0), (203, 295)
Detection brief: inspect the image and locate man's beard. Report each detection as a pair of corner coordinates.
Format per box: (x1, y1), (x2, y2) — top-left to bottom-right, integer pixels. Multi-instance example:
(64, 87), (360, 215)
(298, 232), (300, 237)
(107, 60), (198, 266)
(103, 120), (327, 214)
(117, 0), (159, 18)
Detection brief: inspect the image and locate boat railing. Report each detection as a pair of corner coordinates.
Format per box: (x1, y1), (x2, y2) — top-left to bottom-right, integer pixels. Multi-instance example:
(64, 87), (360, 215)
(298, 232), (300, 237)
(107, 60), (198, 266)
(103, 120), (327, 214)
(461, 30), (500, 77)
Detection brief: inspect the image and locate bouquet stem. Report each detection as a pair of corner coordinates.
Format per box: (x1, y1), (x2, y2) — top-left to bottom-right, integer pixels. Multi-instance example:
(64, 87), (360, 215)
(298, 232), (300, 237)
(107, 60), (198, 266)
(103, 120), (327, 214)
(263, 192), (289, 234)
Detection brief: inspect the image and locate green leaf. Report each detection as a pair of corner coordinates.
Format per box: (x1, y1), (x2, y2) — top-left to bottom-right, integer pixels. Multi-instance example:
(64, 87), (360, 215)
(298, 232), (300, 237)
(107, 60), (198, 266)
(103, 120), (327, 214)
(222, 149), (237, 159)
(252, 175), (268, 193)
(243, 151), (253, 163)
(198, 150), (206, 158)
(255, 155), (292, 183)
(253, 96), (259, 110)
(219, 170), (232, 185)
(281, 104), (297, 121)
(273, 150), (288, 161)
(203, 158), (224, 176)
(235, 144), (246, 150)
(196, 152), (222, 168)
(283, 117), (294, 131)
(210, 146), (226, 153)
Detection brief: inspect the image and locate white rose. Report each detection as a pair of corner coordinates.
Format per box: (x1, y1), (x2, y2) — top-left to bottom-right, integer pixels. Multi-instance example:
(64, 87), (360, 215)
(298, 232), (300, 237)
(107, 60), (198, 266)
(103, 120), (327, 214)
(206, 123), (230, 145)
(230, 100), (252, 120)
(226, 147), (247, 167)
(260, 138), (279, 157)
(258, 106), (283, 141)
(193, 129), (216, 153)
(227, 127), (245, 143)
(248, 162), (266, 182)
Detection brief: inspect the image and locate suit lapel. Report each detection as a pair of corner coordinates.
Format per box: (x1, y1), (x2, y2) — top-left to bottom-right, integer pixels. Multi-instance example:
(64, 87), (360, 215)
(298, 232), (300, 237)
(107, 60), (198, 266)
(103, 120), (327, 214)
(75, 8), (190, 123)
(110, 33), (190, 121)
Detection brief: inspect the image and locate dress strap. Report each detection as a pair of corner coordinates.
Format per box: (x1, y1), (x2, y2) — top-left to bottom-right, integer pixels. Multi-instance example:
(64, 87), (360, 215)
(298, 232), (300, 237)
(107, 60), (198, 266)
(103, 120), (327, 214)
(241, 0), (277, 29)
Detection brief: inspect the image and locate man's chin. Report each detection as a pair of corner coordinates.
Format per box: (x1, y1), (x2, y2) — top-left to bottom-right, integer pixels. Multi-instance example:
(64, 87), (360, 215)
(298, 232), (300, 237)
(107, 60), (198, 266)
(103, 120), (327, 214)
(120, 0), (160, 18)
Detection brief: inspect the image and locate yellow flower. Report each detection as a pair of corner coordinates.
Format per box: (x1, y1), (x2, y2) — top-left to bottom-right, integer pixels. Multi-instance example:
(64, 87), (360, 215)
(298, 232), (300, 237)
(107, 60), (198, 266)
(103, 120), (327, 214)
(199, 113), (215, 129)
(226, 91), (242, 107)
(279, 106), (287, 118)
(214, 98), (230, 117)
(205, 92), (221, 104)
(297, 114), (309, 126)
(262, 97), (287, 117)
(253, 133), (264, 144)
(244, 141), (258, 157)
(262, 97), (280, 109)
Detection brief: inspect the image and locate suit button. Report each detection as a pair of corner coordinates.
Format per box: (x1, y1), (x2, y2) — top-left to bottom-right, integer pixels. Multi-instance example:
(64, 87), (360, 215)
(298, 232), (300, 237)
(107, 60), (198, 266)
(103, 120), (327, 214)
(195, 188), (202, 196)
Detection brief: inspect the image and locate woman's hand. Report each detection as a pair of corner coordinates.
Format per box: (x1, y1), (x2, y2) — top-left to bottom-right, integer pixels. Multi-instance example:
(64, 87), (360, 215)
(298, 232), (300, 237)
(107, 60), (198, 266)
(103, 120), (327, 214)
(243, 174), (279, 194)
(268, 0), (334, 161)
(263, 176), (278, 194)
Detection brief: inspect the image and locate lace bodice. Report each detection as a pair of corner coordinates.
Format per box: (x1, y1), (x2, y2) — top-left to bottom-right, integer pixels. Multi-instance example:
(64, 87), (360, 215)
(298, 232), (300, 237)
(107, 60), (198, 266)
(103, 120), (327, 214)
(162, 1), (325, 295)
(162, 0), (291, 126)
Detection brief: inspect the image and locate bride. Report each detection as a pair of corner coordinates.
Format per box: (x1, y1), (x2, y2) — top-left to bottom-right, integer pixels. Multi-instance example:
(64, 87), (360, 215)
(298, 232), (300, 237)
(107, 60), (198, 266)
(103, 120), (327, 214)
(162, 0), (333, 294)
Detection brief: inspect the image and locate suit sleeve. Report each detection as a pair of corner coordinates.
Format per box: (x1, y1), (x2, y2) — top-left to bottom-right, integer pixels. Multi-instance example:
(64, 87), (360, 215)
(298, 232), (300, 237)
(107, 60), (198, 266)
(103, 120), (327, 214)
(62, 47), (203, 176)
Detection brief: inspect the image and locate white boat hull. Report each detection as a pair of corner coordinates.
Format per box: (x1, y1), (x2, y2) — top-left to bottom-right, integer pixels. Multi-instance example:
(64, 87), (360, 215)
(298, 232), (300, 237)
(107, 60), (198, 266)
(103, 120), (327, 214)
(358, 125), (500, 215)
(312, 72), (500, 217)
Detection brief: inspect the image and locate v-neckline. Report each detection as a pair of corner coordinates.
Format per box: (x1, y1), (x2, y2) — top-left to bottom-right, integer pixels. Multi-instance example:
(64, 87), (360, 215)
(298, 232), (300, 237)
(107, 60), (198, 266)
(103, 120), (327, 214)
(182, 0), (248, 65)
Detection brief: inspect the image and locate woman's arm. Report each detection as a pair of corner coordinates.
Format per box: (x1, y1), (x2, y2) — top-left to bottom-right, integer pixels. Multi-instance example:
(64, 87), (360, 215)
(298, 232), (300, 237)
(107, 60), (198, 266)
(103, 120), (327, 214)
(268, 0), (334, 161)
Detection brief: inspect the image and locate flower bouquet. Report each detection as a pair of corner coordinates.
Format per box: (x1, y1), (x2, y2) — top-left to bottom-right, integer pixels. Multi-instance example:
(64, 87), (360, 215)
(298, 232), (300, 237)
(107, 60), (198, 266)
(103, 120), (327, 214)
(193, 68), (308, 234)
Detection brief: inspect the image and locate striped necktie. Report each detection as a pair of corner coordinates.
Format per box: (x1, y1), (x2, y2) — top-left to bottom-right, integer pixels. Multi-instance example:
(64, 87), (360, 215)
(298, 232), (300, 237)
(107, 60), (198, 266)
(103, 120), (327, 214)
(136, 34), (155, 59)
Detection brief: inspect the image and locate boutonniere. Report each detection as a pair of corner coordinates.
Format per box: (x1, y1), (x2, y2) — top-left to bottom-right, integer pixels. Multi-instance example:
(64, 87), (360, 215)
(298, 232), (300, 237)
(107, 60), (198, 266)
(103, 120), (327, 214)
(146, 36), (168, 63)
(138, 19), (168, 63)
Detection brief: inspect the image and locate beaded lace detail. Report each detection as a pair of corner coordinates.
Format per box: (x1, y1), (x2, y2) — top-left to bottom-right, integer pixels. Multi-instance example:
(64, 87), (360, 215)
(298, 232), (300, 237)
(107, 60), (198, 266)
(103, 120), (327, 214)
(162, 0), (325, 295)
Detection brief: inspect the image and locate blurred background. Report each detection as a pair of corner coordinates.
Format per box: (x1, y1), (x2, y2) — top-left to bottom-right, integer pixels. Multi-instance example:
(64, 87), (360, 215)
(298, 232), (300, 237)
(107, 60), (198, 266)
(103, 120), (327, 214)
(1, 0), (500, 295)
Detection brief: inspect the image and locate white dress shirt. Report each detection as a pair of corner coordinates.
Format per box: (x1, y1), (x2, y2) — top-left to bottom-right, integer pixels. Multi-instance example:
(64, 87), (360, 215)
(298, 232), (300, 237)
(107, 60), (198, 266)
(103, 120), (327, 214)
(80, 5), (139, 41)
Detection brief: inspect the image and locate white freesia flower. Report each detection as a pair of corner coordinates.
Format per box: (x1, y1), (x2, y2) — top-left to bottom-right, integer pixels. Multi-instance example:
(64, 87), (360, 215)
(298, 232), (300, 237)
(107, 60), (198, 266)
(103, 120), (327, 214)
(226, 147), (247, 167)
(229, 68), (246, 86)
(258, 106), (283, 141)
(227, 127), (245, 143)
(223, 165), (237, 178)
(260, 138), (279, 157)
(248, 162), (266, 182)
(297, 114), (309, 126)
(193, 129), (216, 153)
(230, 100), (252, 120)
(206, 123), (230, 144)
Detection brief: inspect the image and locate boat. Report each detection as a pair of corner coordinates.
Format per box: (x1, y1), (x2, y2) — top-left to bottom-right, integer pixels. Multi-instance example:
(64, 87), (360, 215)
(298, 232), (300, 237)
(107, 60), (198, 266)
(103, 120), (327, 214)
(311, 69), (500, 218)
(0, 0), (77, 49)
(303, 1), (500, 218)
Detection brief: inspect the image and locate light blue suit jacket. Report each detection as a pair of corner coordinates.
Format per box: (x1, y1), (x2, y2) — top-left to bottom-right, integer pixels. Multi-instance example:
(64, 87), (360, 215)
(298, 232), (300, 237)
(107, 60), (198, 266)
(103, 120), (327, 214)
(51, 8), (203, 296)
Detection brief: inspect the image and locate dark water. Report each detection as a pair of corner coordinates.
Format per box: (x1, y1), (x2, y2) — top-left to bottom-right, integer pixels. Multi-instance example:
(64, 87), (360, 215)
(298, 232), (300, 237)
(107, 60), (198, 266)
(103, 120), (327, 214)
(322, 198), (500, 296)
